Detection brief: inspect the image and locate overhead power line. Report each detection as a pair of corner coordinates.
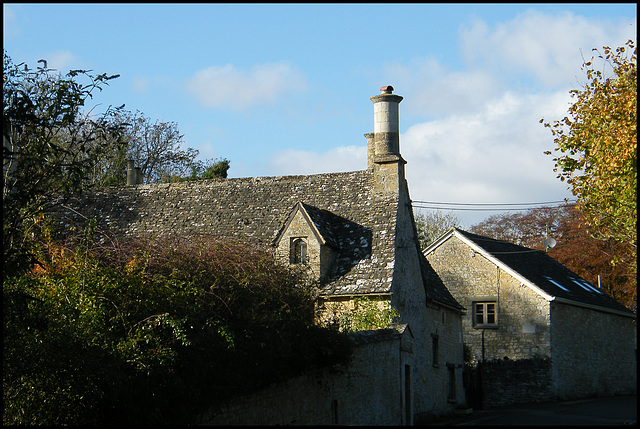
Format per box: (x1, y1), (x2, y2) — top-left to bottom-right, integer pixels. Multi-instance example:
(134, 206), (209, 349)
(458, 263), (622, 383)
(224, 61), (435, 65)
(413, 199), (575, 206)
(412, 199), (577, 212)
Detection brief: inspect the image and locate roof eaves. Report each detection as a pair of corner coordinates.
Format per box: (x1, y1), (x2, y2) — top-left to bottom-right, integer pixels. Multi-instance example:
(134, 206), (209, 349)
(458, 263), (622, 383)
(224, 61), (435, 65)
(427, 298), (468, 313)
(423, 226), (456, 255)
(272, 202), (326, 247)
(551, 295), (636, 318)
(297, 203), (327, 246)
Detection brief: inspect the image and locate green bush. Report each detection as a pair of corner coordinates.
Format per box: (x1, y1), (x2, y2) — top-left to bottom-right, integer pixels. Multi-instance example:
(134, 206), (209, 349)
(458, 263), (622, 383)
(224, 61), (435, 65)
(3, 230), (352, 425)
(326, 296), (400, 332)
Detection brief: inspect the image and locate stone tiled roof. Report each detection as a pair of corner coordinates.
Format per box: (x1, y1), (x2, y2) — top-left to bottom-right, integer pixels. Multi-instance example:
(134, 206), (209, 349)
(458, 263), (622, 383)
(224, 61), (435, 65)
(347, 323), (409, 346)
(51, 170), (398, 297)
(452, 228), (633, 317)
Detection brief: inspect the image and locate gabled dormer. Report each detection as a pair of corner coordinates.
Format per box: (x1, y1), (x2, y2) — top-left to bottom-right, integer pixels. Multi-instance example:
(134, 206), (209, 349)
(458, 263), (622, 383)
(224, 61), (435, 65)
(274, 202), (339, 280)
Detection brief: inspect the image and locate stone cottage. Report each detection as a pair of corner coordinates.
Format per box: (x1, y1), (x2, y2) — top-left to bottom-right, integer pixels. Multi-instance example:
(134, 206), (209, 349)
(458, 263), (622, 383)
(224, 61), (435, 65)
(52, 86), (466, 424)
(424, 227), (637, 408)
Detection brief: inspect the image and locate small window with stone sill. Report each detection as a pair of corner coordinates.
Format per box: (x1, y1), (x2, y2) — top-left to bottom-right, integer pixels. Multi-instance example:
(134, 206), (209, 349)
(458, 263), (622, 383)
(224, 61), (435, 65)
(472, 301), (498, 328)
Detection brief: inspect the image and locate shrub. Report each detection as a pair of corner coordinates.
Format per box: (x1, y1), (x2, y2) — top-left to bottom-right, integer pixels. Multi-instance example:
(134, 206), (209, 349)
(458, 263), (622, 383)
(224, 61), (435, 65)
(3, 229), (352, 425)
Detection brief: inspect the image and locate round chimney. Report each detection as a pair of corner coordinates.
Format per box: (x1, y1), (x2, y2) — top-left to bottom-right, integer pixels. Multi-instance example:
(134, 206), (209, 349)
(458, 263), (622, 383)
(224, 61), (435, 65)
(370, 85), (403, 155)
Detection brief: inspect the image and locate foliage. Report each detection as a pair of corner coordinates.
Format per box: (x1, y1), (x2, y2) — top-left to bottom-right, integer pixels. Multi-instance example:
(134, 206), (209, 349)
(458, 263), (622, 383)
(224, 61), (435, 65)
(91, 109), (230, 185)
(470, 204), (636, 310)
(325, 296), (400, 332)
(3, 225), (352, 425)
(109, 109), (198, 184)
(3, 51), (127, 279)
(470, 206), (569, 248)
(414, 210), (461, 249)
(541, 40), (637, 281)
(162, 157), (231, 182)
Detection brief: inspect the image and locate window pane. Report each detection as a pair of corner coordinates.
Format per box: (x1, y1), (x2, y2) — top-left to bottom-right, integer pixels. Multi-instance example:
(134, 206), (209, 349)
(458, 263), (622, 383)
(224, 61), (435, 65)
(293, 239), (307, 264)
(474, 304), (484, 324)
(487, 303), (495, 324)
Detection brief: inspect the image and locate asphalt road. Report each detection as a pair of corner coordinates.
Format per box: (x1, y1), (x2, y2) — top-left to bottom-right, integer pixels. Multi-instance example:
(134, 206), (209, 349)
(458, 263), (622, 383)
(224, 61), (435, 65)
(432, 395), (637, 426)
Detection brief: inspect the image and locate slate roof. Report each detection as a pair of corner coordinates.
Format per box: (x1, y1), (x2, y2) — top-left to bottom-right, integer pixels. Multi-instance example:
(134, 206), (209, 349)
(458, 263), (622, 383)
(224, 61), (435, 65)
(50, 171), (397, 297)
(435, 228), (633, 317)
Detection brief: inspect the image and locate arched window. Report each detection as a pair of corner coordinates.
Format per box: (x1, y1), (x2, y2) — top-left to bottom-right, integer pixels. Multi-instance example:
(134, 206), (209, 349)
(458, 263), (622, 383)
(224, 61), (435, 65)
(291, 238), (307, 264)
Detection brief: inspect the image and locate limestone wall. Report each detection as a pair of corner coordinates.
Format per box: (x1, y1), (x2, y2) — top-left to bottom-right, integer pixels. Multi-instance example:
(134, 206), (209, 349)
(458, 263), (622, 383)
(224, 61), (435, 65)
(550, 301), (637, 399)
(392, 180), (467, 418)
(198, 328), (412, 425)
(274, 208), (328, 279)
(479, 357), (553, 408)
(417, 303), (466, 420)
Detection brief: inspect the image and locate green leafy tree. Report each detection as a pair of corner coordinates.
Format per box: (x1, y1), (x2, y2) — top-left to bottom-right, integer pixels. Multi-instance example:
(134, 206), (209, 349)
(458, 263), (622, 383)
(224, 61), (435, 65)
(541, 39), (637, 282)
(111, 109), (199, 184)
(92, 109), (230, 185)
(3, 51), (127, 278)
(163, 157), (231, 182)
(414, 210), (461, 249)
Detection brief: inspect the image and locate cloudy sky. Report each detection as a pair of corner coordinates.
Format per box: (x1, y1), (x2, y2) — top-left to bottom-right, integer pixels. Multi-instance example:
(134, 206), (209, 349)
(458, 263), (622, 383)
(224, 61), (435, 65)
(3, 3), (636, 226)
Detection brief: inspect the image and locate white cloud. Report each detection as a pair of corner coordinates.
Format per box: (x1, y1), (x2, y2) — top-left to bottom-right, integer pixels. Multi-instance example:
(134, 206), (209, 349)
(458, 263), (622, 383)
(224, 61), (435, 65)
(382, 57), (501, 118)
(185, 62), (308, 111)
(402, 90), (574, 226)
(459, 10), (637, 87)
(46, 50), (78, 71)
(382, 11), (636, 121)
(132, 77), (149, 93)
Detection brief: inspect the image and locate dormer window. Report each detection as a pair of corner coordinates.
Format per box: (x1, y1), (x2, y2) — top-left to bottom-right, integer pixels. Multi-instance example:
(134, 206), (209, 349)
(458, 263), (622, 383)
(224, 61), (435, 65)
(291, 238), (308, 264)
(275, 203), (341, 279)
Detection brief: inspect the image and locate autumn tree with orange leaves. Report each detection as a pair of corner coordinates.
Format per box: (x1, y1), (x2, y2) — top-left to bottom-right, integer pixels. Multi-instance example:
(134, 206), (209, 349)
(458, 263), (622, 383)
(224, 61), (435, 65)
(542, 39), (637, 293)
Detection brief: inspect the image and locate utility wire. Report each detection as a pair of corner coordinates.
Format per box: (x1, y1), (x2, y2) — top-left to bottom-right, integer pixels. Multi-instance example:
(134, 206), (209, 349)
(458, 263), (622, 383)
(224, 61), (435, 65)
(413, 199), (575, 206)
(412, 199), (576, 212)
(414, 206), (556, 211)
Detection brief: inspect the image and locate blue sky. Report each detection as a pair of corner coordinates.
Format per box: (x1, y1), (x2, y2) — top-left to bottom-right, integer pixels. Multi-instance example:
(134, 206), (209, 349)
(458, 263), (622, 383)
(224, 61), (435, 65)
(3, 3), (637, 227)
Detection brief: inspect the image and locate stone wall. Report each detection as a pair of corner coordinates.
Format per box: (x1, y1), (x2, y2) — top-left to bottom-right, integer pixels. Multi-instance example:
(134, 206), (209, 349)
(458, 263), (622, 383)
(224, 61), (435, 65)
(550, 301), (637, 400)
(478, 357), (553, 408)
(198, 327), (412, 425)
(417, 303), (466, 420)
(274, 207), (328, 280)
(392, 180), (467, 418)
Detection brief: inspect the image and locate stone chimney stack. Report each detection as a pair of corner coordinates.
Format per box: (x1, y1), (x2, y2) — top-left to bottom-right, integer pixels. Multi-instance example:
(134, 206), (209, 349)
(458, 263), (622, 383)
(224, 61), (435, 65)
(126, 160), (136, 185)
(366, 86), (406, 195)
(126, 160), (142, 185)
